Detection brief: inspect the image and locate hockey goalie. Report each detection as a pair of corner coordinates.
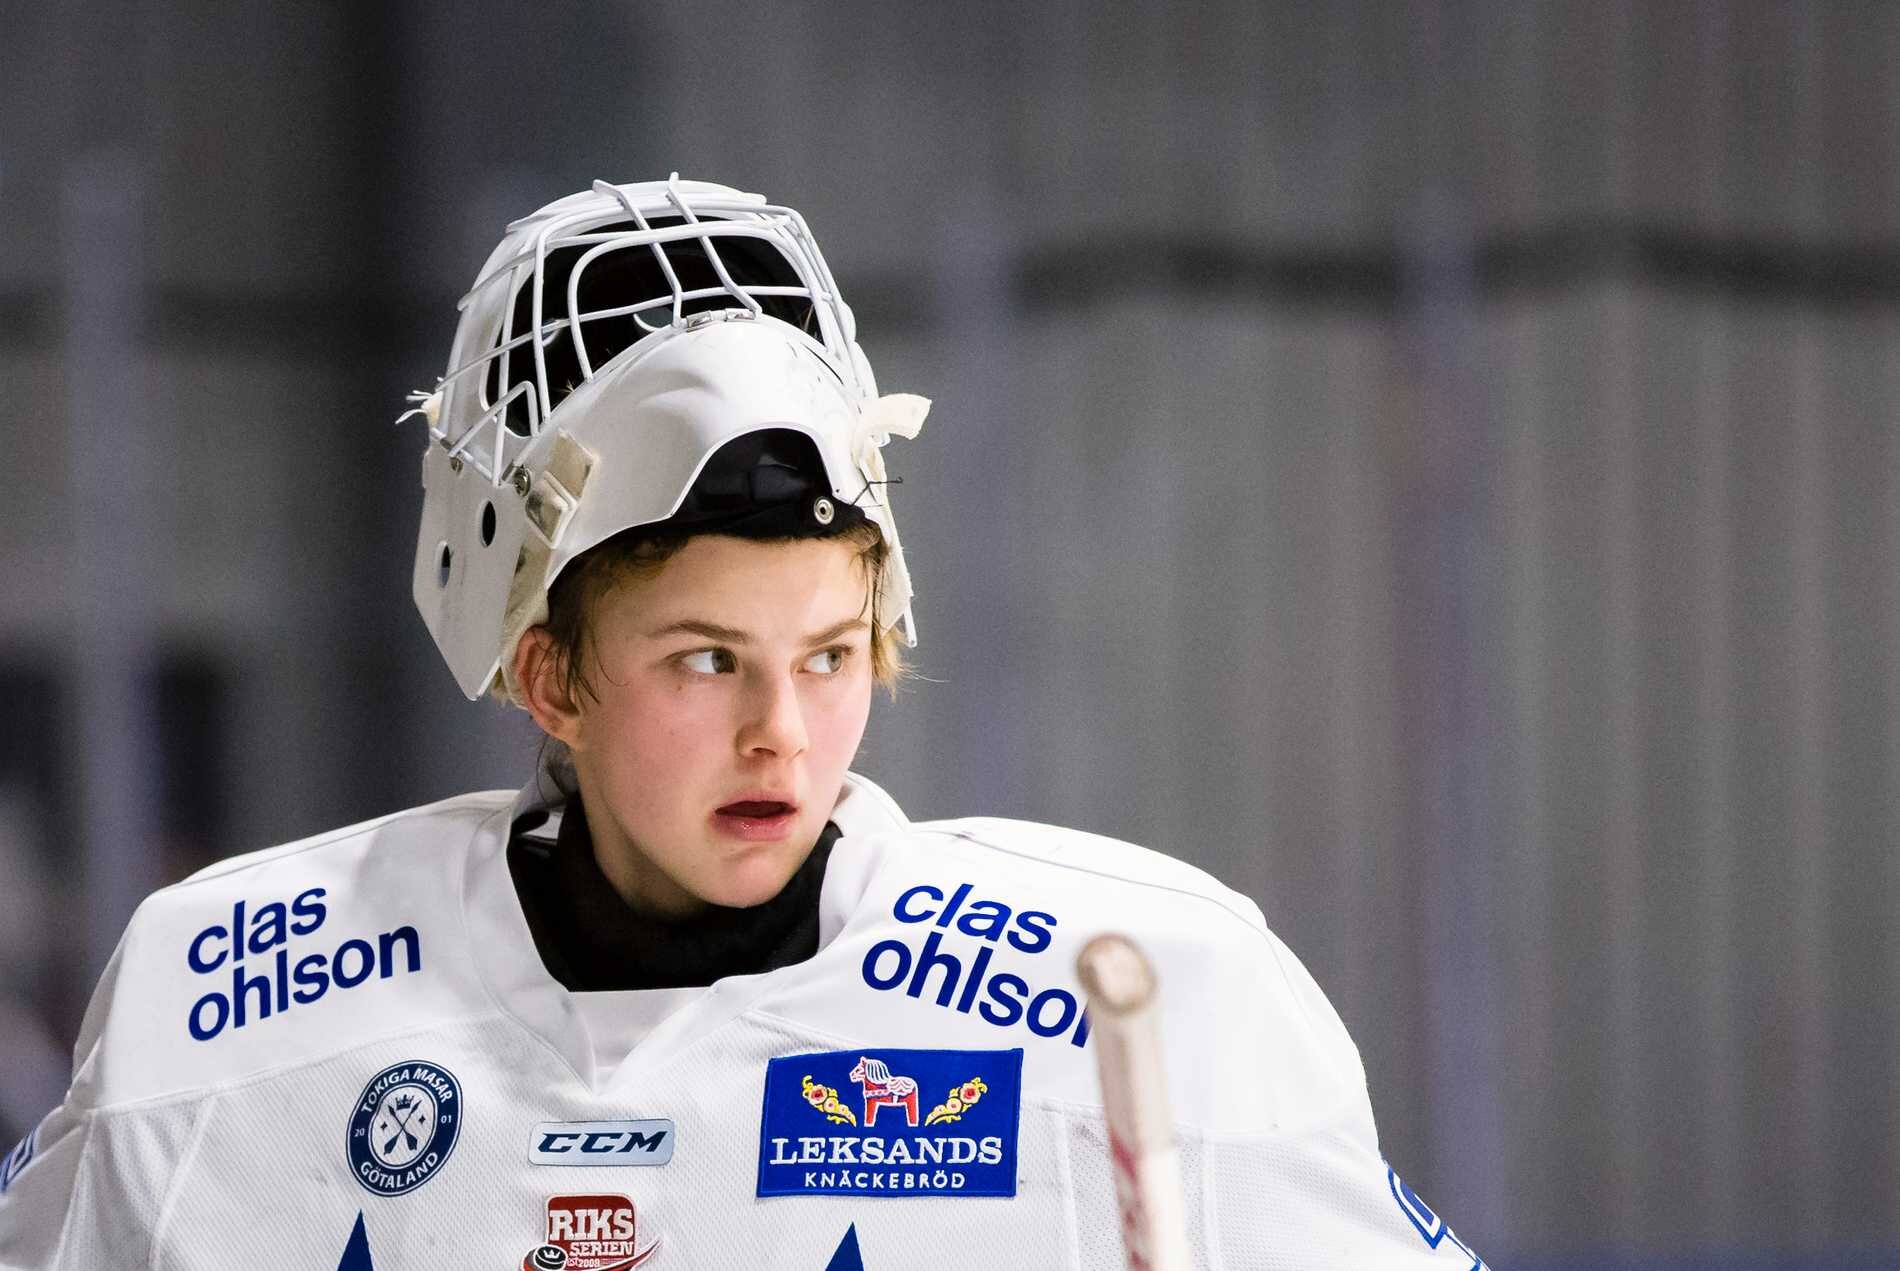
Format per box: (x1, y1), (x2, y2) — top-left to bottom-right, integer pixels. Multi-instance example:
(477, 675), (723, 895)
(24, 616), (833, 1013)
(0, 178), (1486, 1269)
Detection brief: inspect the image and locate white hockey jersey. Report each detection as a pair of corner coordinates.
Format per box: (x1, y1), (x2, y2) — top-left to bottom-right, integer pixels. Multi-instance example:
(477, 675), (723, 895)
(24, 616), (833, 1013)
(0, 771), (1486, 1269)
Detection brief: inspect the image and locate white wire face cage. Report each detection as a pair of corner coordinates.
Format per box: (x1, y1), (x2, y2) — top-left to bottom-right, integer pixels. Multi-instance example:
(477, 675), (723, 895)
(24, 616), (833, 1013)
(431, 176), (873, 485)
(407, 176), (925, 701)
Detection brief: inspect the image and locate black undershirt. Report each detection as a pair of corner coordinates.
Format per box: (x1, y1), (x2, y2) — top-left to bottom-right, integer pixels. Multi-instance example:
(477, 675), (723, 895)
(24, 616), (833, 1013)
(507, 798), (839, 992)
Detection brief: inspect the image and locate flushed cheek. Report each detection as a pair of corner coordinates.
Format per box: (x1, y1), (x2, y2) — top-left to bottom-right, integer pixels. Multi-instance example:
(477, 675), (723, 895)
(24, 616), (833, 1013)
(589, 699), (721, 800)
(593, 685), (710, 752)
(805, 691), (871, 763)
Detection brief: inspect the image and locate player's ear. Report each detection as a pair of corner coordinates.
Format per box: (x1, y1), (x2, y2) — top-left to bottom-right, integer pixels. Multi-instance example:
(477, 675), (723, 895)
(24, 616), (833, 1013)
(514, 626), (585, 746)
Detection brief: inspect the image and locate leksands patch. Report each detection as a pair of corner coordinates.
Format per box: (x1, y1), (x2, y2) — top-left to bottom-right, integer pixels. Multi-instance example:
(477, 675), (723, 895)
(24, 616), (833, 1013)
(758, 1047), (1022, 1198)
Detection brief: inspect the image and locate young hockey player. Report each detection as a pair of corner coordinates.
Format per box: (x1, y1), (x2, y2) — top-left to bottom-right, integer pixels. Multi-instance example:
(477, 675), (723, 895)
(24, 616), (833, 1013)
(0, 178), (1484, 1269)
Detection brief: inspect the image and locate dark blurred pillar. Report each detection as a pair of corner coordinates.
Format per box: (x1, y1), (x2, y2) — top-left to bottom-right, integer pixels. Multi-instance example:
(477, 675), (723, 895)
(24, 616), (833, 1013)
(931, 189), (1032, 815)
(1392, 185), (1505, 1238)
(1394, 0), (1505, 1235)
(61, 150), (164, 982)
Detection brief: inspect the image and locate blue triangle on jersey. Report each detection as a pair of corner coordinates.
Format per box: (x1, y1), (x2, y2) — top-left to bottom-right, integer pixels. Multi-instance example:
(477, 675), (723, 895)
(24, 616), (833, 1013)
(335, 1212), (373, 1271)
(824, 1222), (865, 1271)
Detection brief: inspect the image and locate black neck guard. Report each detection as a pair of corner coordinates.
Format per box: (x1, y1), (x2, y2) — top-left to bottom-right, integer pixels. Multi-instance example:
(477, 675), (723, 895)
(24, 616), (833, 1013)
(507, 797), (838, 992)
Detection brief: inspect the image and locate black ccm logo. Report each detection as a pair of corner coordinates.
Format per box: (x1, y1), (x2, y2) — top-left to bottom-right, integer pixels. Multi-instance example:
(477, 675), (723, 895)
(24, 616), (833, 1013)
(529, 1120), (674, 1167)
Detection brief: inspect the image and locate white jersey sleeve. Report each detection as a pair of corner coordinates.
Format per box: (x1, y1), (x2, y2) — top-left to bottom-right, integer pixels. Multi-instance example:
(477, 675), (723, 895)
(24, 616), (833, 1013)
(798, 813), (1489, 1268)
(0, 919), (209, 1269)
(0, 1065), (93, 1269)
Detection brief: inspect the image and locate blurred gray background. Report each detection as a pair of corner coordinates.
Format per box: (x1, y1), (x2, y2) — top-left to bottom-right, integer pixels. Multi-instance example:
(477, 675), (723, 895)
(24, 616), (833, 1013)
(3, 2), (1897, 1265)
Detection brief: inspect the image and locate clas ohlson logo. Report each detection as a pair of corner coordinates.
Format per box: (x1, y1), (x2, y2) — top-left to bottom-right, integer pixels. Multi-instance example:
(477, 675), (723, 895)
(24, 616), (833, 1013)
(183, 887), (423, 1041)
(857, 881), (1092, 1049)
(757, 1047), (1022, 1198)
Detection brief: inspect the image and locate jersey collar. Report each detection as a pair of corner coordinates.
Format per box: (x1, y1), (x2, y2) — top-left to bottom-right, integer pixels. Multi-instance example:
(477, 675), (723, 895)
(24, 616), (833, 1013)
(467, 748), (911, 1091)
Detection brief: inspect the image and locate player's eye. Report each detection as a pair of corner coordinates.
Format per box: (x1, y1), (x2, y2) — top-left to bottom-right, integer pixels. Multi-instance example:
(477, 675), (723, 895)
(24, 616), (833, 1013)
(803, 647), (848, 675)
(680, 648), (737, 675)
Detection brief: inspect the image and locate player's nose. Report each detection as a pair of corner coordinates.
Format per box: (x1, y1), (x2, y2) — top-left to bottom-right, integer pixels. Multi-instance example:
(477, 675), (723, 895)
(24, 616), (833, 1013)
(736, 671), (808, 759)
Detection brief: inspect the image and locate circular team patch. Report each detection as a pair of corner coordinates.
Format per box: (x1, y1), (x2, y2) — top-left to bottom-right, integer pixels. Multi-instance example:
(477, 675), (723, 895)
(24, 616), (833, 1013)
(347, 1060), (463, 1197)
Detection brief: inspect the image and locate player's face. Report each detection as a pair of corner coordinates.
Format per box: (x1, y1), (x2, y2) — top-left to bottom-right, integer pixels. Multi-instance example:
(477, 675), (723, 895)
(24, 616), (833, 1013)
(563, 534), (876, 918)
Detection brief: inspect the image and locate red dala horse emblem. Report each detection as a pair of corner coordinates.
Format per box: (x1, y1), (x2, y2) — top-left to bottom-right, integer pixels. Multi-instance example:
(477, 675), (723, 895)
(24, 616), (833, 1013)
(848, 1056), (919, 1127)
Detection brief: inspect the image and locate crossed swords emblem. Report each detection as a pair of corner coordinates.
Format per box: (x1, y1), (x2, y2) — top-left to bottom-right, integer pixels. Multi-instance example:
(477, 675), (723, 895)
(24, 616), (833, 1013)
(373, 1089), (431, 1162)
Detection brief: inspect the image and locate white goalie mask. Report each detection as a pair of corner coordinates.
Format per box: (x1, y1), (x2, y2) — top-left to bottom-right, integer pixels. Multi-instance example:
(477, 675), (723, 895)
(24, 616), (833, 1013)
(406, 176), (927, 701)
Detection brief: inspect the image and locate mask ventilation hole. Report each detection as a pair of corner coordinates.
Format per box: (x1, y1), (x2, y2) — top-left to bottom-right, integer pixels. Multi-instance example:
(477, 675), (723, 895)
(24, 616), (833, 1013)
(480, 502), (496, 546)
(436, 541), (453, 587)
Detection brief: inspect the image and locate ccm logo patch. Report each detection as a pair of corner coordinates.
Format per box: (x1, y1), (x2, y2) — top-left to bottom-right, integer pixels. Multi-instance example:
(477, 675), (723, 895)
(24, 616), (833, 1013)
(530, 1120), (674, 1166)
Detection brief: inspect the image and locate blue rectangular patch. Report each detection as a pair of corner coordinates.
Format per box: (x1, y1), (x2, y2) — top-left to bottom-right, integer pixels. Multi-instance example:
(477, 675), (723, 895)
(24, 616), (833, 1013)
(757, 1047), (1023, 1198)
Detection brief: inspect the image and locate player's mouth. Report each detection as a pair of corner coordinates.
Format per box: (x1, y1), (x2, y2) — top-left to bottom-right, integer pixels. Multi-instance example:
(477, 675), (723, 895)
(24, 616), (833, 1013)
(712, 796), (800, 841)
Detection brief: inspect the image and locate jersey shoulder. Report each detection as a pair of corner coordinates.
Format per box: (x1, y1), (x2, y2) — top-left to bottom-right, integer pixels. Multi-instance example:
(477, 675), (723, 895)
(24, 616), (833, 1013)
(786, 813), (1375, 1139)
(911, 813), (1269, 931)
(69, 791), (516, 1110)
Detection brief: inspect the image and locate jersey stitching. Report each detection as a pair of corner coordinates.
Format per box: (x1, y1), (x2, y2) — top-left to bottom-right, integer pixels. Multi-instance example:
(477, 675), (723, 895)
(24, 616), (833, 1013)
(921, 826), (1268, 936)
(496, 1004), (596, 1090)
(842, 771), (911, 833)
(77, 1011), (516, 1117)
(45, 1109), (96, 1271)
(738, 1006), (867, 1053)
(164, 792), (514, 890)
(1200, 1120), (1225, 1271)
(146, 1091), (216, 1271)
(455, 802), (598, 1088)
(919, 825), (1325, 1042)
(1052, 1104), (1083, 1271)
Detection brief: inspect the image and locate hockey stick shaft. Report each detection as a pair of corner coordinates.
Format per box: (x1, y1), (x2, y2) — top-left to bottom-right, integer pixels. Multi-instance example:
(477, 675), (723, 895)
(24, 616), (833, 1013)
(1077, 933), (1193, 1271)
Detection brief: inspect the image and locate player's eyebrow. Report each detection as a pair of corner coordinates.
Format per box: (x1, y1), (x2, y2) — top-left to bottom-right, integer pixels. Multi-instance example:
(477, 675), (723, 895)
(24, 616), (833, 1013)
(803, 617), (870, 645)
(646, 619), (752, 643)
(645, 617), (869, 645)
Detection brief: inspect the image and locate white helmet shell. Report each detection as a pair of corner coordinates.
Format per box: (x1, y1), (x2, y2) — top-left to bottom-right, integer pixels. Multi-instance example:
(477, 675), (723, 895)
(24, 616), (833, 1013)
(407, 177), (925, 701)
